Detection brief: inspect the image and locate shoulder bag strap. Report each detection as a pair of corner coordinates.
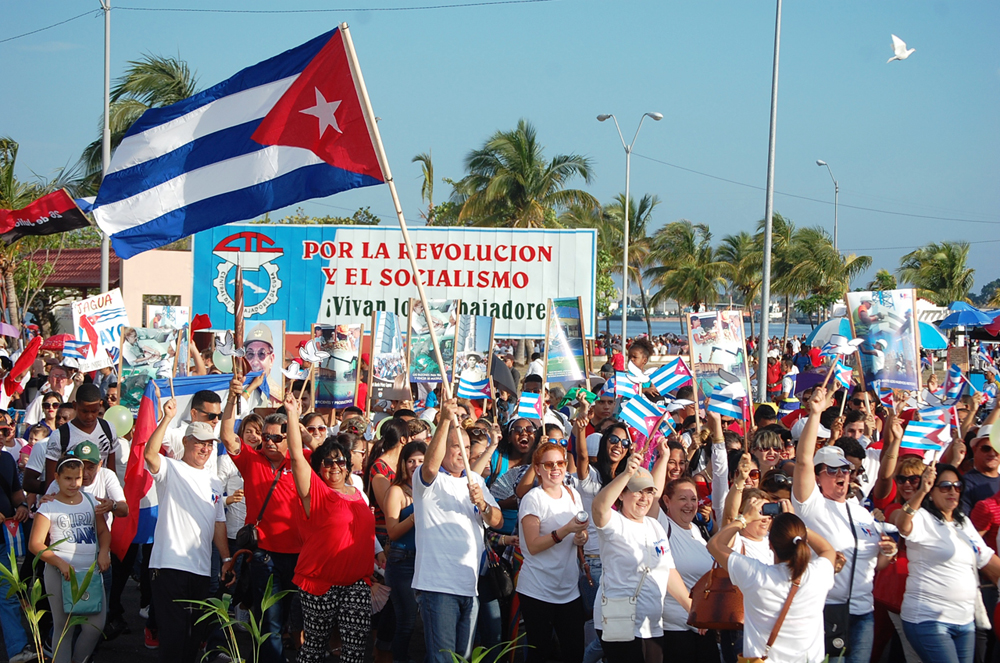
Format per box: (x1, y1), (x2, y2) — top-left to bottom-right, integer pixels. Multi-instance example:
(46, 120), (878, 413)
(845, 501), (858, 604)
(255, 466), (283, 525)
(762, 581), (800, 659)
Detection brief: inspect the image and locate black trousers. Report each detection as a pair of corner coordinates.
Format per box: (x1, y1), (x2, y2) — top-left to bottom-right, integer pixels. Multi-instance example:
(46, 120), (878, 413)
(109, 542), (153, 620)
(661, 629), (721, 663)
(599, 633), (664, 663)
(151, 568), (211, 663)
(518, 593), (585, 663)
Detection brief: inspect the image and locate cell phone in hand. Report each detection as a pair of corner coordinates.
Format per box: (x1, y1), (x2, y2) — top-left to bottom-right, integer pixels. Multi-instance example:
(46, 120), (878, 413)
(761, 502), (782, 516)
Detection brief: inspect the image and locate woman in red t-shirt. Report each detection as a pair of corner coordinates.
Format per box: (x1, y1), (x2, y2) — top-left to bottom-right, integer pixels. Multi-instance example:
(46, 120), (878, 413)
(286, 395), (376, 663)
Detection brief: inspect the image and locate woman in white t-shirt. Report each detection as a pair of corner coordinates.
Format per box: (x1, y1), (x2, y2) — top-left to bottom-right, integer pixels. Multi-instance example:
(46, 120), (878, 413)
(657, 476), (719, 662)
(592, 452), (692, 663)
(890, 463), (1000, 663)
(29, 454), (111, 663)
(517, 441), (588, 663)
(707, 504), (837, 663)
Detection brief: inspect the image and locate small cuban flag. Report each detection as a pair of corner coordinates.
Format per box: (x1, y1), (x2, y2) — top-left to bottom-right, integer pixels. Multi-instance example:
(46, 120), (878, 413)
(518, 392), (544, 420)
(600, 377), (616, 398)
(832, 360), (853, 390)
(978, 346), (996, 371)
(900, 408), (951, 451)
(615, 372), (641, 399)
(707, 382), (747, 420)
(648, 358), (692, 395)
(456, 375), (491, 400)
(877, 383), (895, 408)
(619, 395), (666, 437)
(62, 339), (91, 361)
(943, 363), (966, 406)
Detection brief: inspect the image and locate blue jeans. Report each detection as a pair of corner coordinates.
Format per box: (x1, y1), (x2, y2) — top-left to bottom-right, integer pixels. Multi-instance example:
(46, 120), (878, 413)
(830, 611), (875, 663)
(0, 539), (27, 657)
(415, 590), (478, 663)
(580, 557), (604, 663)
(384, 548), (418, 663)
(476, 598), (502, 660)
(903, 620), (975, 663)
(250, 549), (299, 663)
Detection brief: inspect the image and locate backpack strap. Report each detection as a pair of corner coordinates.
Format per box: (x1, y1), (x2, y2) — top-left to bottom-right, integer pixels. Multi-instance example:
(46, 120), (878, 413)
(59, 423), (71, 455)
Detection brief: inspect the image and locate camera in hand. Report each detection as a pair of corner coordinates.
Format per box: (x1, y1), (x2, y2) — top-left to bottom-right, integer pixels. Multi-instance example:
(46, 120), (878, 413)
(761, 502), (782, 516)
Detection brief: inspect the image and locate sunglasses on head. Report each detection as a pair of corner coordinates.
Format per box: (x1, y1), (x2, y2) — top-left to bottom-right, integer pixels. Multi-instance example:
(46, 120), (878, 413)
(895, 474), (921, 485)
(321, 457), (347, 469)
(195, 409), (221, 421)
(540, 460), (567, 471)
(263, 433), (286, 443)
(607, 434), (632, 449)
(935, 480), (962, 492)
(767, 473), (792, 486)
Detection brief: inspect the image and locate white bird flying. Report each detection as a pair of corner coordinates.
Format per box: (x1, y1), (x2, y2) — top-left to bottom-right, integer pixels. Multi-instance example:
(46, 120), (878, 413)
(299, 339), (330, 364)
(887, 34), (915, 63)
(215, 330), (246, 357)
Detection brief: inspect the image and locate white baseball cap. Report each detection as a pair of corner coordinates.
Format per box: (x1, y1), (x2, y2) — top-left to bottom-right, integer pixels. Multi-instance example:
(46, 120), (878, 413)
(791, 417), (832, 441)
(813, 445), (852, 469)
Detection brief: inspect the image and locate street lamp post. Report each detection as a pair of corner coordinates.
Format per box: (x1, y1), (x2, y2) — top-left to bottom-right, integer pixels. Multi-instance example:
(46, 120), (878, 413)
(597, 112), (662, 344)
(816, 160), (839, 251)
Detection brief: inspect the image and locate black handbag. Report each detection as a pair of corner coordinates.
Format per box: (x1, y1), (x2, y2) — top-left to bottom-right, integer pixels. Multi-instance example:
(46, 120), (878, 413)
(478, 532), (514, 601)
(234, 468), (282, 552)
(824, 502), (858, 656)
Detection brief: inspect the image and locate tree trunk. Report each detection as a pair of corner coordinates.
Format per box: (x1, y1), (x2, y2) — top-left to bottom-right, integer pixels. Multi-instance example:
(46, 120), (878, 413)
(782, 295), (791, 349)
(3, 267), (19, 329)
(747, 297), (755, 339)
(640, 287), (653, 338)
(514, 338), (528, 365)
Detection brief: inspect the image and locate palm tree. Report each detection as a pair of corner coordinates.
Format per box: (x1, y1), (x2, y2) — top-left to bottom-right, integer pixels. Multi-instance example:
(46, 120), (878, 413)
(717, 231), (762, 337)
(80, 55), (199, 188)
(646, 221), (727, 333)
(412, 151), (435, 224)
(452, 119), (599, 228)
(603, 194), (660, 337)
(897, 241), (975, 305)
(867, 269), (897, 291)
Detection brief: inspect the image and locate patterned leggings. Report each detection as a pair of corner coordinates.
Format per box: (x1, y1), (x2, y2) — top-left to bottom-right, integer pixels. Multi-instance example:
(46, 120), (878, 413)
(298, 579), (371, 663)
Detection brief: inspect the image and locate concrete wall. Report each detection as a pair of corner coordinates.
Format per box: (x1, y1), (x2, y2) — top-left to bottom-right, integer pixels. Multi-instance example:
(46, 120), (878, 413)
(121, 250), (194, 325)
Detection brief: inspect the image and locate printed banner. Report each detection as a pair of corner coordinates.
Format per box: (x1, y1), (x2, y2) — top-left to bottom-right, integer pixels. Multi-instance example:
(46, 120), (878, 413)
(369, 311), (406, 407)
(687, 310), (752, 397)
(546, 297), (587, 383)
(71, 288), (129, 371)
(846, 289), (921, 390)
(120, 327), (178, 412)
(408, 299), (460, 384)
(453, 314), (494, 383)
(312, 324), (363, 409)
(243, 320), (285, 401)
(145, 305), (189, 330)
(191, 225), (597, 338)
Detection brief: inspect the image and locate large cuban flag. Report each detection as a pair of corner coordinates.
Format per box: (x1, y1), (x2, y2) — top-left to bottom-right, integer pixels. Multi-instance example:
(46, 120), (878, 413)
(93, 26), (385, 259)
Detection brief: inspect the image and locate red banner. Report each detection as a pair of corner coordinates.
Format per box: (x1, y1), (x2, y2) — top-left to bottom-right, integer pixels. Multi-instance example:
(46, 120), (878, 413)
(0, 189), (91, 244)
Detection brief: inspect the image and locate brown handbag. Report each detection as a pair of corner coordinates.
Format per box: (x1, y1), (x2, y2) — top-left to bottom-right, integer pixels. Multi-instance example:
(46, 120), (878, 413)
(687, 560), (745, 630)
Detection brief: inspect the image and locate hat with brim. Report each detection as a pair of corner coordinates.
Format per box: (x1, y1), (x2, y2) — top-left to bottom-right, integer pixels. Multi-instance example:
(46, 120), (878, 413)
(791, 417), (831, 441)
(185, 421), (218, 442)
(975, 425), (1000, 453)
(813, 445), (852, 469)
(626, 468), (656, 493)
(68, 441), (100, 464)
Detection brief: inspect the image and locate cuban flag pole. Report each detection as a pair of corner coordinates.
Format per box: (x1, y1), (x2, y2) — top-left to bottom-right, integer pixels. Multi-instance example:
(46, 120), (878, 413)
(111, 371), (265, 560)
(648, 358), (692, 395)
(92, 26), (386, 259)
(517, 392), (545, 421)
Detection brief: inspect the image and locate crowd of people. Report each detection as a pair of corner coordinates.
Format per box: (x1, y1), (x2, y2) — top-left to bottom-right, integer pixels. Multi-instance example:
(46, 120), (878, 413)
(0, 333), (998, 663)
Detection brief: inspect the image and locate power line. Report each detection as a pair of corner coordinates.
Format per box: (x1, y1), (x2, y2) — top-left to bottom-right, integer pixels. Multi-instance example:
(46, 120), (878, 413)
(0, 9), (99, 45)
(841, 239), (1000, 252)
(116, 0), (558, 14)
(633, 153), (1000, 226)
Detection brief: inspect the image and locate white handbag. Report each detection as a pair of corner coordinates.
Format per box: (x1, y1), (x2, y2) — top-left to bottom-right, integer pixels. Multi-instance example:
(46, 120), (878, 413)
(599, 566), (650, 642)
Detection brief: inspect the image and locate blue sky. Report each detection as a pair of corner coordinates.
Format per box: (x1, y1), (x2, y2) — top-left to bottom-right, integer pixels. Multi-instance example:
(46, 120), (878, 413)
(3, 0), (998, 294)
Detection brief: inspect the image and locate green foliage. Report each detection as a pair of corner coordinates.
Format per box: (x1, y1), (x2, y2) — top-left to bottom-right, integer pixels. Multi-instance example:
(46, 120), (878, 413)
(251, 206), (381, 226)
(972, 278), (1000, 307)
(897, 241), (975, 305)
(447, 634), (528, 663)
(594, 250), (619, 318)
(426, 200), (464, 227)
(646, 220), (727, 312)
(866, 268), (898, 292)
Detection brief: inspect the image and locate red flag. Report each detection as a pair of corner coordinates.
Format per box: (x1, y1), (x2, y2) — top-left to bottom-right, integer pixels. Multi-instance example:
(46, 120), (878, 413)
(0, 189), (90, 244)
(5, 336), (40, 397)
(110, 385), (158, 560)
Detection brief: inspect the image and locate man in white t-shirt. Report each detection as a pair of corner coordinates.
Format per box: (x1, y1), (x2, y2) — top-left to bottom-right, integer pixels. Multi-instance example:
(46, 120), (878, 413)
(162, 389), (223, 475)
(42, 384), (117, 492)
(412, 401), (502, 663)
(145, 398), (231, 663)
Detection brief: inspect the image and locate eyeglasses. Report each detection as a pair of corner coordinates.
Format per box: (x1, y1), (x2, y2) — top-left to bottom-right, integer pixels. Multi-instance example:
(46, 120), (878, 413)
(321, 457), (347, 469)
(540, 460), (567, 471)
(935, 481), (962, 492)
(511, 426), (535, 435)
(851, 399), (865, 406)
(263, 433), (286, 443)
(895, 474), (922, 486)
(195, 409), (221, 421)
(246, 349), (271, 361)
(748, 469), (760, 480)
(977, 444), (999, 455)
(607, 434), (632, 449)
(767, 473), (792, 486)
(306, 426), (328, 435)
(190, 439), (214, 447)
(49, 374), (68, 381)
(821, 466), (852, 477)
(43, 403), (60, 410)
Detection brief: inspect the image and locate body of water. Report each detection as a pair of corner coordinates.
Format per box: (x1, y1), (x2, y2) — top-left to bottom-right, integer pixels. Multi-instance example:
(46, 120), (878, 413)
(596, 318), (819, 340)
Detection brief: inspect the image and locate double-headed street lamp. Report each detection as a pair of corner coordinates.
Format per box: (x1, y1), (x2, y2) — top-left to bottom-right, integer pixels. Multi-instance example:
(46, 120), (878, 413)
(597, 112), (662, 344)
(816, 159), (839, 251)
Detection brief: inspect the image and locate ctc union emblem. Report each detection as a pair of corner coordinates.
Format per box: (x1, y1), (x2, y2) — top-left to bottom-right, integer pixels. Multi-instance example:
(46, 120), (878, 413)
(212, 232), (283, 316)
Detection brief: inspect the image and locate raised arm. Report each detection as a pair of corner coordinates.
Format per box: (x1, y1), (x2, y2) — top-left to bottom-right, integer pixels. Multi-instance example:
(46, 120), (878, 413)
(284, 394), (313, 515)
(723, 453), (753, 526)
(470, 428), (499, 477)
(889, 463), (935, 537)
(221, 376), (242, 455)
(707, 409), (729, 525)
(592, 452), (642, 529)
(420, 400), (456, 485)
(573, 399), (592, 480)
(144, 398), (177, 475)
(872, 409), (903, 502)
(793, 387), (830, 504)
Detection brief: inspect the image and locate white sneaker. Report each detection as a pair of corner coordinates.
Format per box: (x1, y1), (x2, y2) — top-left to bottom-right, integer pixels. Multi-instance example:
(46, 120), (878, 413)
(10, 646), (38, 663)
(139, 605), (150, 619)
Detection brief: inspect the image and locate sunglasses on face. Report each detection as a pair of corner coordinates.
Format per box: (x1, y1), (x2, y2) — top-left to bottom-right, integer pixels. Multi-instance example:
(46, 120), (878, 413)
(263, 433), (286, 443)
(896, 474), (921, 486)
(935, 481), (962, 492)
(540, 460), (567, 471)
(306, 426), (328, 435)
(246, 349), (271, 361)
(321, 457), (347, 469)
(851, 399), (865, 407)
(607, 434), (632, 449)
(748, 469), (760, 480)
(43, 403), (60, 410)
(195, 409), (221, 421)
(821, 466), (852, 477)
(511, 426), (535, 435)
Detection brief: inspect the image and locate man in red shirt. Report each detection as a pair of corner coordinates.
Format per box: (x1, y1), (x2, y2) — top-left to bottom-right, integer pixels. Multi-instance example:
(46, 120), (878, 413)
(221, 378), (311, 663)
